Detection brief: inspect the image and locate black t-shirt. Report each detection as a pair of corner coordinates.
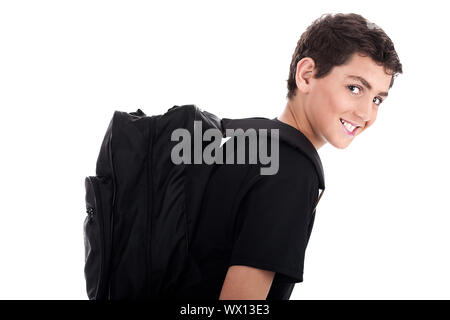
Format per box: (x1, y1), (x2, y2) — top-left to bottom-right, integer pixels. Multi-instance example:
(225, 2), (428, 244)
(173, 118), (323, 300)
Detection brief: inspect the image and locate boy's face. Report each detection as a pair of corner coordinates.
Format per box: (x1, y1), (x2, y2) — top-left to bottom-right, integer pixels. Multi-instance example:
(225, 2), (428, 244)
(304, 53), (392, 149)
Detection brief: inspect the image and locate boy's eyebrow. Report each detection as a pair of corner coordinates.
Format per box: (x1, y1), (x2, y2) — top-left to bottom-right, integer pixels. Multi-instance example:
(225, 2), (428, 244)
(346, 75), (389, 97)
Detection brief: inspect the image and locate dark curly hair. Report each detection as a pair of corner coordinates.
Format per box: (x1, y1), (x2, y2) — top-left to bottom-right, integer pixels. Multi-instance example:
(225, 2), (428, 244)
(286, 13), (403, 100)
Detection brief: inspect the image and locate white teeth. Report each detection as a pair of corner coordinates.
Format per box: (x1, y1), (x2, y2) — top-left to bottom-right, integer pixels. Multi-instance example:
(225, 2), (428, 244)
(341, 119), (356, 132)
(345, 122), (354, 131)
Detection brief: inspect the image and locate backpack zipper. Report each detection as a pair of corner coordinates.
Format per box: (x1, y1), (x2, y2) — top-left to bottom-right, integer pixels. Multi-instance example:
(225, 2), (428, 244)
(107, 129), (116, 300)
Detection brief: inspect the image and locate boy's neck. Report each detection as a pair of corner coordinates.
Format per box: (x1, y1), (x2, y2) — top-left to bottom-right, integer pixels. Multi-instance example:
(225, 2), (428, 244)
(277, 99), (325, 150)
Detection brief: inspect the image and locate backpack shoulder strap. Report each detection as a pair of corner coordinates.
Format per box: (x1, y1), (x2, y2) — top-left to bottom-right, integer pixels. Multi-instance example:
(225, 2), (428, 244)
(221, 117), (325, 189)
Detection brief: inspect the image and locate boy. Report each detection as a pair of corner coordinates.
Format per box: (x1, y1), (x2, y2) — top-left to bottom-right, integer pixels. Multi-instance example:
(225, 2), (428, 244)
(175, 13), (402, 300)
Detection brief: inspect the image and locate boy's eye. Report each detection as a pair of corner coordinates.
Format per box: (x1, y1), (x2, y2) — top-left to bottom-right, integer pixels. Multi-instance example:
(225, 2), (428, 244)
(373, 97), (383, 106)
(347, 85), (361, 94)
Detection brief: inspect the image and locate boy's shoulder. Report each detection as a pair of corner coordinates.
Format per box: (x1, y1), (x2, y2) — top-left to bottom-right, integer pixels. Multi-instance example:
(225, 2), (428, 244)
(221, 116), (325, 190)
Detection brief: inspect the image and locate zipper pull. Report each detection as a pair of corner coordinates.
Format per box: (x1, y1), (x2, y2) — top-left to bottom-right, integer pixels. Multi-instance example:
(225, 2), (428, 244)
(86, 207), (95, 222)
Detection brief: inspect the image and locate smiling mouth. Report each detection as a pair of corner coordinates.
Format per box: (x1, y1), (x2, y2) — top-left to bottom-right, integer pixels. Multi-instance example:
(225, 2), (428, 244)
(340, 118), (360, 136)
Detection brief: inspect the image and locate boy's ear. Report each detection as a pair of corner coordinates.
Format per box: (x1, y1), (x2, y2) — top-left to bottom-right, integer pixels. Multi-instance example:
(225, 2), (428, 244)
(295, 57), (315, 94)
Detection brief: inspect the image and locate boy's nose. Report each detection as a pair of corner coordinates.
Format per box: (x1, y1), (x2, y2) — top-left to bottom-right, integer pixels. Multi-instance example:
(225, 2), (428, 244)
(354, 101), (372, 123)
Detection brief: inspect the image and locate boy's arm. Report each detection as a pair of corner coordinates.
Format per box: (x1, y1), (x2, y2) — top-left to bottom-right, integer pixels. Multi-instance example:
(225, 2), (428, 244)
(218, 265), (275, 300)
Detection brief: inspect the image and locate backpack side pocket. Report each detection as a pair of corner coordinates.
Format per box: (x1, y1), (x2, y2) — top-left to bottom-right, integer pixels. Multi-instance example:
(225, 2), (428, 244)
(84, 175), (113, 300)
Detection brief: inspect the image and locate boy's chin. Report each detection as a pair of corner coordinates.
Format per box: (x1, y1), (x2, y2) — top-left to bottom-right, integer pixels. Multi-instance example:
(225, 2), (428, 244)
(329, 138), (352, 149)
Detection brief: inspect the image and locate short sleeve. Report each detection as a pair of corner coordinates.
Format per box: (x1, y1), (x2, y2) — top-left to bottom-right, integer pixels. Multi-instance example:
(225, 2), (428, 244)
(228, 162), (316, 283)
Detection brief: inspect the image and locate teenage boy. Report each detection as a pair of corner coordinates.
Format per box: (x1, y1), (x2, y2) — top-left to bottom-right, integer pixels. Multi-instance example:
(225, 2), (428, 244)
(175, 13), (402, 300)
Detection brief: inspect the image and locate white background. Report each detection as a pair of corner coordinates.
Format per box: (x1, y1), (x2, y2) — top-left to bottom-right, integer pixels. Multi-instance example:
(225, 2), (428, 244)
(0, 0), (449, 300)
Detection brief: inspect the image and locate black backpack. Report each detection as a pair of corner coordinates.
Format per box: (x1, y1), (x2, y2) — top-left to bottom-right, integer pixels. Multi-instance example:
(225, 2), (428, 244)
(83, 104), (325, 300)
